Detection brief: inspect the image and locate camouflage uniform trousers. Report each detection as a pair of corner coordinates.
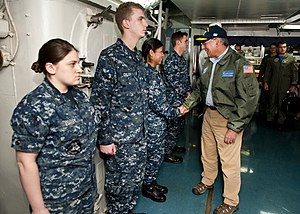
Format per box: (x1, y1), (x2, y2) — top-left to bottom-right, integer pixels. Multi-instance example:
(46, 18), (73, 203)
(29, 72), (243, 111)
(164, 116), (185, 154)
(143, 128), (166, 184)
(30, 187), (96, 214)
(104, 140), (147, 214)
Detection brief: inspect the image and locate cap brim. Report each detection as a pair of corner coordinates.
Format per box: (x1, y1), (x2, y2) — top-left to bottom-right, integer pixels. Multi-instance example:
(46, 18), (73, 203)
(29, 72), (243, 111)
(197, 32), (215, 43)
(196, 37), (209, 42)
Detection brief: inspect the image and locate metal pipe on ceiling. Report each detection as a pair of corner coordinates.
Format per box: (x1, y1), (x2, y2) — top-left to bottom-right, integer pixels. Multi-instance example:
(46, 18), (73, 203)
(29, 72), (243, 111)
(286, 14), (300, 23)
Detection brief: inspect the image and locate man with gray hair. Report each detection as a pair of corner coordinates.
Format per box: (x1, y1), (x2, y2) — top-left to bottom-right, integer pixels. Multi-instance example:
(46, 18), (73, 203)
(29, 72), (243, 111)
(181, 25), (259, 214)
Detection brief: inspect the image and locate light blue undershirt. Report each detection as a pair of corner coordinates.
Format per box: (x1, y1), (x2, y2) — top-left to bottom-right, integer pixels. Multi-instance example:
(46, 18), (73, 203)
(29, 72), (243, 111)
(205, 47), (229, 107)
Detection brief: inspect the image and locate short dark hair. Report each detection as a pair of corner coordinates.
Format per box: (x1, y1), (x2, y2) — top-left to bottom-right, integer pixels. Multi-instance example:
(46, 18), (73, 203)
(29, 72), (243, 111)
(270, 42), (278, 47)
(171, 31), (188, 47)
(31, 38), (77, 75)
(141, 38), (163, 61)
(278, 41), (287, 46)
(115, 2), (145, 34)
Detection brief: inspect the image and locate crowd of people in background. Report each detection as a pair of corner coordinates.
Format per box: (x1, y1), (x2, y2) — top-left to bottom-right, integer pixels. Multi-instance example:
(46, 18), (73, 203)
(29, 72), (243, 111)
(9, 1), (299, 214)
(234, 41), (299, 130)
(262, 42), (299, 130)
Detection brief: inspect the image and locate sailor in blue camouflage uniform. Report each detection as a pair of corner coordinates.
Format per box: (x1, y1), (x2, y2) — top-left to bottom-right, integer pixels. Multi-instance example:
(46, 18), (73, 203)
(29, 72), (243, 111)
(90, 3), (148, 214)
(10, 38), (98, 214)
(163, 31), (192, 163)
(141, 38), (181, 203)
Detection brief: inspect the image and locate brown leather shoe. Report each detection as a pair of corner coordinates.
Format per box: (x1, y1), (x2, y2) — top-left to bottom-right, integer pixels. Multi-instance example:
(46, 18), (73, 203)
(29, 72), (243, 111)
(192, 182), (214, 195)
(213, 203), (239, 214)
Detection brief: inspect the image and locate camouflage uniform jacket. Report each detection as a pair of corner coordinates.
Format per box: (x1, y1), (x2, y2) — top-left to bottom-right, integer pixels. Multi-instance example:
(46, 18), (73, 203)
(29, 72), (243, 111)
(146, 63), (180, 131)
(183, 48), (259, 132)
(163, 50), (192, 106)
(11, 78), (98, 205)
(90, 39), (148, 146)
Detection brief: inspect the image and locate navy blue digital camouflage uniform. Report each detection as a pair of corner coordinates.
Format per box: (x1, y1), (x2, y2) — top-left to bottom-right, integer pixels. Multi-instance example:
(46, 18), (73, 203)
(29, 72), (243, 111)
(163, 51), (191, 154)
(11, 78), (98, 214)
(144, 64), (180, 184)
(90, 39), (148, 214)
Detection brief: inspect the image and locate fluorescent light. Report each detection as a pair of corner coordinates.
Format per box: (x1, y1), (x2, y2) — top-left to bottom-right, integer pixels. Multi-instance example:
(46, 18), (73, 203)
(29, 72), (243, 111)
(260, 14), (282, 19)
(281, 24), (300, 30)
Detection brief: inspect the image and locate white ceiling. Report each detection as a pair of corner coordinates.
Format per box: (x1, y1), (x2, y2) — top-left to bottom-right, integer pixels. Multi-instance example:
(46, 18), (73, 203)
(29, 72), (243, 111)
(171, 0), (300, 30)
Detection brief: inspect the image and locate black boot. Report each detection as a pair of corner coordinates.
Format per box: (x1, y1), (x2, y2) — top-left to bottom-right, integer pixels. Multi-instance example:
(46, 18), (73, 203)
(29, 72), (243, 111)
(142, 183), (166, 202)
(172, 145), (186, 153)
(128, 211), (146, 214)
(164, 153), (183, 163)
(152, 180), (168, 194)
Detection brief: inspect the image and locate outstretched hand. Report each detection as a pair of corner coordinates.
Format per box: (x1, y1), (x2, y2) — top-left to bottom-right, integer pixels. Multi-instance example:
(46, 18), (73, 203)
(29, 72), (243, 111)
(179, 105), (189, 116)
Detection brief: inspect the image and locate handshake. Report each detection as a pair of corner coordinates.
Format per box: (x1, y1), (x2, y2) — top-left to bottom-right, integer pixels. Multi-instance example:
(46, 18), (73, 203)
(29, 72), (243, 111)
(177, 92), (192, 116)
(178, 105), (189, 116)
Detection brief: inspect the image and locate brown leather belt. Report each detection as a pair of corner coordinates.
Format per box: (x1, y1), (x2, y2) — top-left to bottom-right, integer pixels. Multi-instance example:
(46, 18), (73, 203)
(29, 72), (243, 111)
(207, 106), (217, 110)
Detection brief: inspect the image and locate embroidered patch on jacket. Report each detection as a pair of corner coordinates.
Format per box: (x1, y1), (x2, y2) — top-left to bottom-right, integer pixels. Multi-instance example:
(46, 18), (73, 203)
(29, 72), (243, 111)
(243, 65), (254, 74)
(222, 70), (234, 78)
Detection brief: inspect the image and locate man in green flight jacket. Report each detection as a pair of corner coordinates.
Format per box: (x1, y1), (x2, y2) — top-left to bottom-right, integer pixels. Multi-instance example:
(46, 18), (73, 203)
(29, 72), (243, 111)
(180, 25), (259, 214)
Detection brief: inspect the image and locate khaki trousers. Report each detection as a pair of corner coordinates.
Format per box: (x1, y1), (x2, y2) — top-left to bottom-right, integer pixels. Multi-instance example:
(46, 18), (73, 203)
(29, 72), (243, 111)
(201, 108), (243, 206)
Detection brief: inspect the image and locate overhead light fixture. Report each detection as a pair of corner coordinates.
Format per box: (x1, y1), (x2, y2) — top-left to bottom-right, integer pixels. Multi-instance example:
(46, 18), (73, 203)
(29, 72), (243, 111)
(260, 16), (279, 19)
(119, 0), (160, 9)
(260, 14), (282, 19)
(281, 24), (300, 30)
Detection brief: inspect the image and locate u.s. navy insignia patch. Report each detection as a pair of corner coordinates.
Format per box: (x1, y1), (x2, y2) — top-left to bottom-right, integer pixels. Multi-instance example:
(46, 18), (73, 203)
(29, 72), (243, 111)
(243, 65), (253, 74)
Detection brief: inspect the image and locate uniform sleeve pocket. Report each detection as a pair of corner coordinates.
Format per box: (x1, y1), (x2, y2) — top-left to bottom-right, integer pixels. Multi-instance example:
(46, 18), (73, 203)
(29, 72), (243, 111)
(243, 79), (257, 97)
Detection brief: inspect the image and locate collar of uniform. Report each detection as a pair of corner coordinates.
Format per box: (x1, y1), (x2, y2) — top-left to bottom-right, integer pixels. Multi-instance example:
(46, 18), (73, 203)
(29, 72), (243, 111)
(171, 49), (184, 59)
(43, 78), (74, 106)
(210, 47), (228, 64)
(169, 50), (186, 65)
(116, 38), (141, 62)
(44, 77), (64, 95)
(145, 62), (155, 70)
(116, 38), (138, 52)
(278, 53), (291, 59)
(216, 48), (235, 66)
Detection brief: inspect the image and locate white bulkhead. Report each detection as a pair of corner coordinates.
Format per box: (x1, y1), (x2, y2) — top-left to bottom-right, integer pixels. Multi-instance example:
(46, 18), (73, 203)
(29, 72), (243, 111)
(0, 0), (121, 213)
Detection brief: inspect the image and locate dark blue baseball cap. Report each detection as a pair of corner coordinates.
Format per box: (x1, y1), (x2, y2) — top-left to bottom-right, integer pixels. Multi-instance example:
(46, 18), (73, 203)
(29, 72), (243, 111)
(196, 25), (227, 43)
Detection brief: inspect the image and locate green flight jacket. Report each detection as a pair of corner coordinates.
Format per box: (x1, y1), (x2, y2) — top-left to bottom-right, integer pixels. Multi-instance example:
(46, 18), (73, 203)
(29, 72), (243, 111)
(263, 53), (298, 90)
(183, 48), (259, 132)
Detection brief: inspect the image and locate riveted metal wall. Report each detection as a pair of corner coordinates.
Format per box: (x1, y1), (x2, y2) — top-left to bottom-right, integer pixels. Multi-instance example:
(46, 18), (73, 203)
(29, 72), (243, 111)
(0, 0), (120, 213)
